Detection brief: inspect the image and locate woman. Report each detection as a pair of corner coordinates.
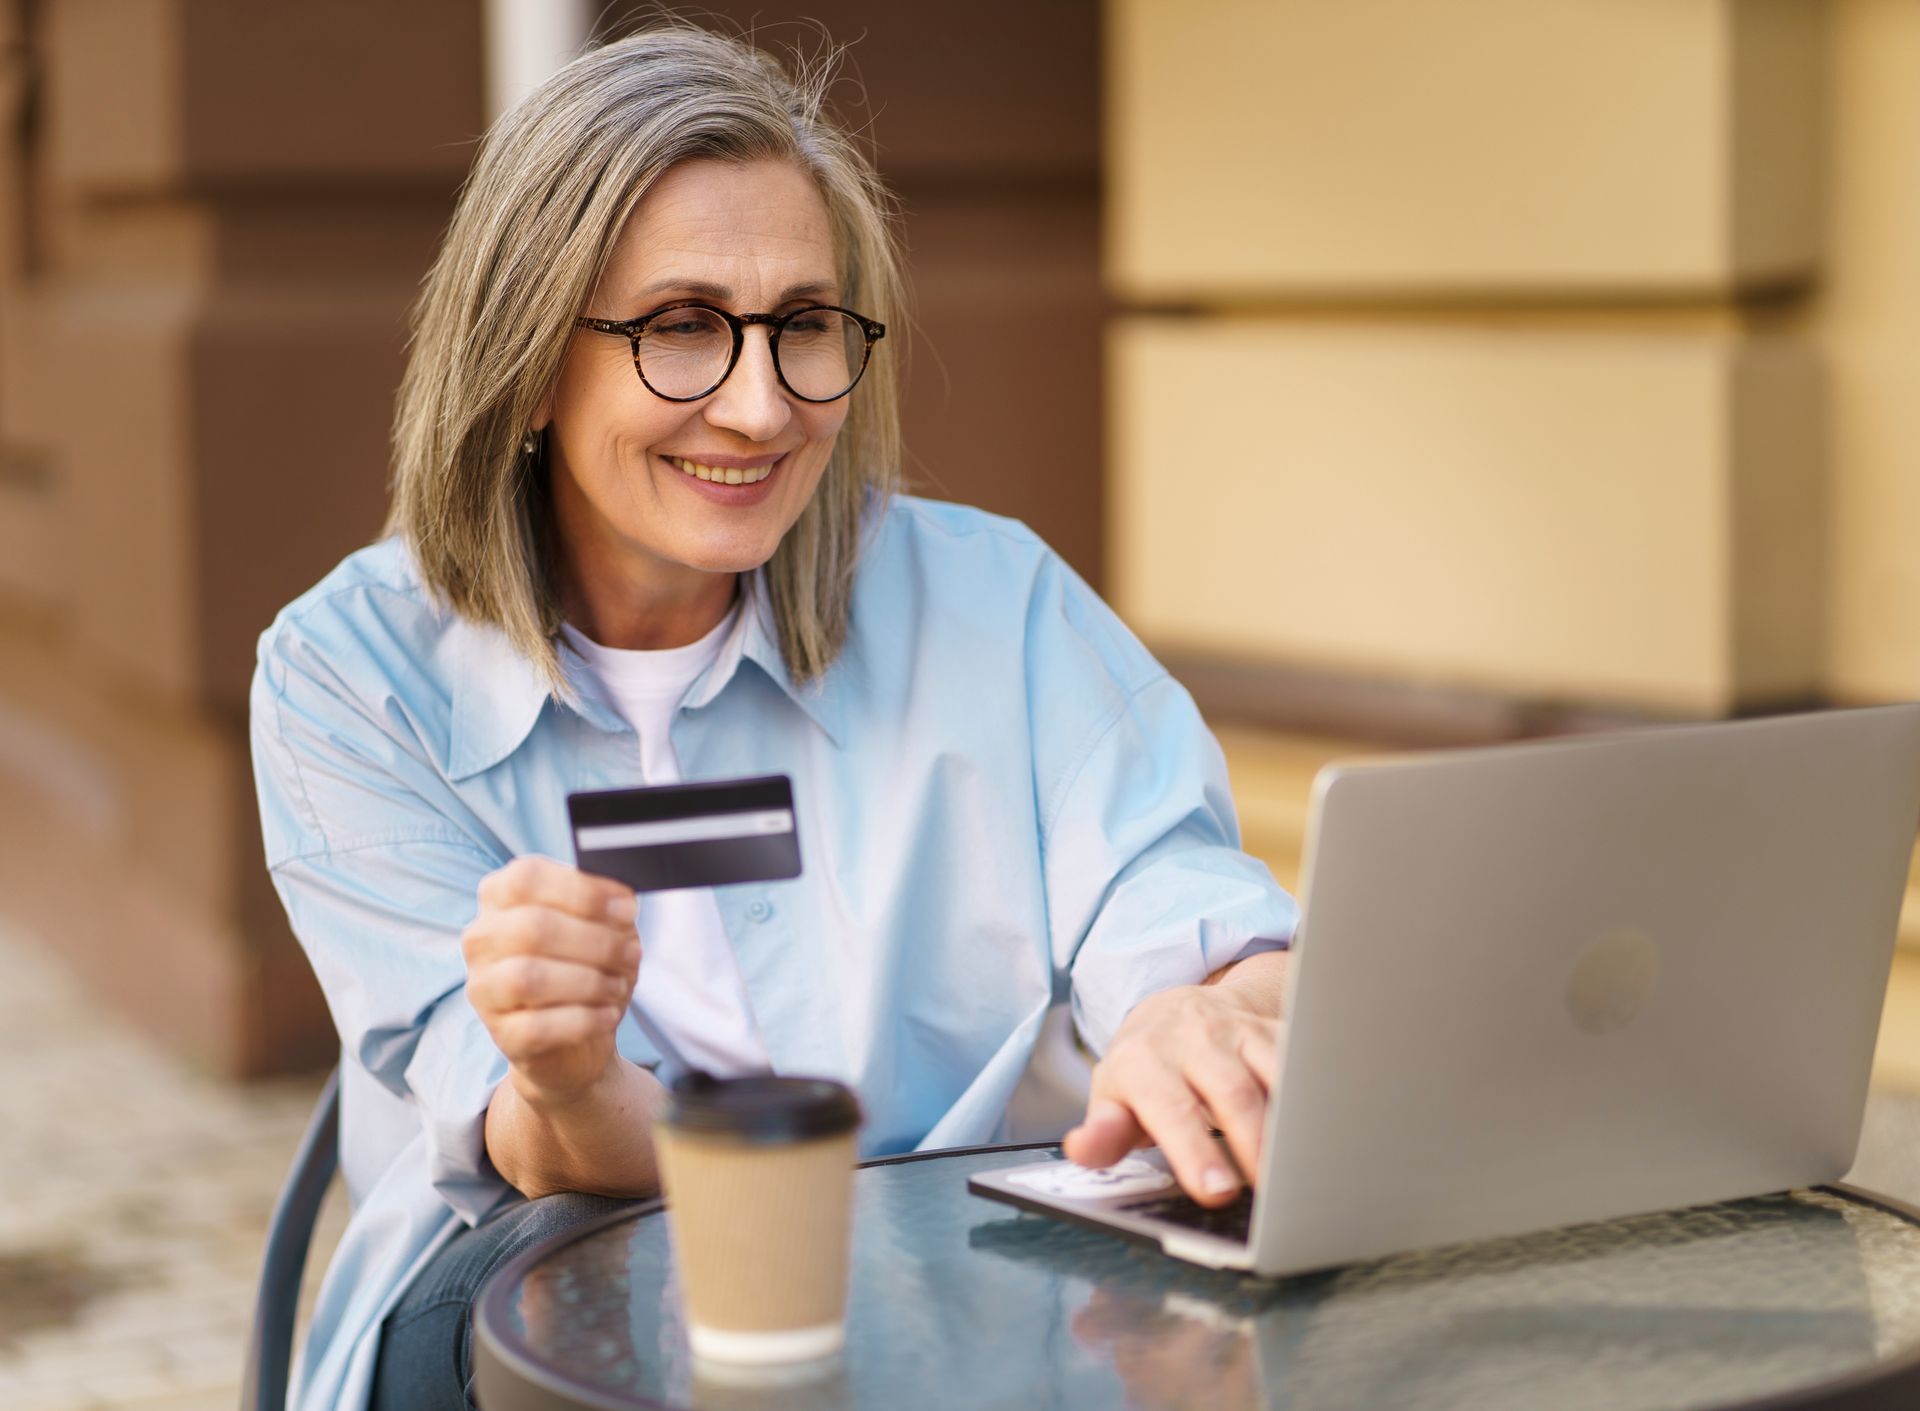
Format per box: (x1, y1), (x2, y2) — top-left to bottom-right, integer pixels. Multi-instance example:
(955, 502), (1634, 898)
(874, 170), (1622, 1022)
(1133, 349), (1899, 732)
(250, 25), (1295, 1411)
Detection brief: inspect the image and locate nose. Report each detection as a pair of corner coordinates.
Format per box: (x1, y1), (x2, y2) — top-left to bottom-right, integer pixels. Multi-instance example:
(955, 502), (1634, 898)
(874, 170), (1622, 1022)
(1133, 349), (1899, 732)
(703, 327), (792, 443)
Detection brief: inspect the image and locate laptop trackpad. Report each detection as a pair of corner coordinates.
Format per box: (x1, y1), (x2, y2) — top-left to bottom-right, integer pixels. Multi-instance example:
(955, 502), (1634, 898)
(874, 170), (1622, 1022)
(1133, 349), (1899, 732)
(1003, 1152), (1179, 1201)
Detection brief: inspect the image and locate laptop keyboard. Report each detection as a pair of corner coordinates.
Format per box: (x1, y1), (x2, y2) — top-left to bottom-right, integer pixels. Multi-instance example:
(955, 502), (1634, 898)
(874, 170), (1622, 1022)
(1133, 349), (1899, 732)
(1124, 1188), (1255, 1244)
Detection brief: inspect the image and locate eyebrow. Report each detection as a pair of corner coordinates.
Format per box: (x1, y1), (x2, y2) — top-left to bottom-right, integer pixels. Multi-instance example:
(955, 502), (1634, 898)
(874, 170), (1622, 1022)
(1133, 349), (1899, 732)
(629, 277), (840, 306)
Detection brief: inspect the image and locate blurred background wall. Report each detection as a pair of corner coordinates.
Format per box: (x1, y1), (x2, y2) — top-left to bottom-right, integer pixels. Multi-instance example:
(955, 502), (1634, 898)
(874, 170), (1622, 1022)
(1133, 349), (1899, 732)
(0, 1), (488, 1075)
(0, 0), (1912, 1078)
(1111, 0), (1829, 735)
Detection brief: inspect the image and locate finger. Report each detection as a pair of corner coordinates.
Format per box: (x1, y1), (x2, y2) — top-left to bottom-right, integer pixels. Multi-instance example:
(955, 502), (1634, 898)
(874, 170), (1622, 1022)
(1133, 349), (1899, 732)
(478, 854), (637, 925)
(1062, 1098), (1146, 1169)
(469, 955), (633, 1017)
(493, 1003), (623, 1061)
(1239, 1027), (1282, 1096)
(1184, 1054), (1267, 1190)
(464, 905), (641, 977)
(1119, 1068), (1244, 1206)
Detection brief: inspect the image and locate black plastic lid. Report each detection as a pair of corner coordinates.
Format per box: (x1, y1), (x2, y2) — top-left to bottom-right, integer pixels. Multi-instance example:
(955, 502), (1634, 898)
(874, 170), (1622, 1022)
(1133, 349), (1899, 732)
(664, 1072), (864, 1144)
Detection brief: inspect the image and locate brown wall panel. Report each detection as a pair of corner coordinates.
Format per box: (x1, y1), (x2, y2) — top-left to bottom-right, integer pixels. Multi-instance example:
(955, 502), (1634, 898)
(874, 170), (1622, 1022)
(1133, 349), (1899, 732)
(706, 1), (1099, 180)
(44, 0), (180, 191)
(894, 186), (1104, 581)
(179, 0), (483, 185)
(48, 282), (200, 698)
(190, 265), (434, 712)
(0, 627), (280, 1073)
(0, 0), (484, 1074)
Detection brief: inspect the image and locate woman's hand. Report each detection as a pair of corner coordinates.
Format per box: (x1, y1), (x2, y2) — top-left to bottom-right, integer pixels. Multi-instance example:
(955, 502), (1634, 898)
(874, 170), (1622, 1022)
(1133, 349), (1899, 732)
(1062, 950), (1287, 1206)
(462, 855), (641, 1104)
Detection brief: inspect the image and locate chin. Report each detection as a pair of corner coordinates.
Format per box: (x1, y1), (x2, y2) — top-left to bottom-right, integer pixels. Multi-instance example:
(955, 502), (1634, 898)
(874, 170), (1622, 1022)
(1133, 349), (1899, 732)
(672, 532), (786, 577)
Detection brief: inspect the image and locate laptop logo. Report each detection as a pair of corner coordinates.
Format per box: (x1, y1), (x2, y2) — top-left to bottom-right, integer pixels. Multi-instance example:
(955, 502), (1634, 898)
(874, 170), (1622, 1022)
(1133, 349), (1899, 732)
(1566, 928), (1659, 1035)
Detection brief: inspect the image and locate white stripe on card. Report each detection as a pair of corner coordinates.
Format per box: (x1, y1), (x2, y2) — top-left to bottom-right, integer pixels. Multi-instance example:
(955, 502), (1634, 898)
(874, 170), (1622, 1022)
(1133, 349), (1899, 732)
(577, 808), (794, 850)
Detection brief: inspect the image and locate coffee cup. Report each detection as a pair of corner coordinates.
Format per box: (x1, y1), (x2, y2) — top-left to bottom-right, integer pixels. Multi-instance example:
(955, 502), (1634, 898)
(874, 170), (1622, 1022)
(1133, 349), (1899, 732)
(654, 1072), (863, 1364)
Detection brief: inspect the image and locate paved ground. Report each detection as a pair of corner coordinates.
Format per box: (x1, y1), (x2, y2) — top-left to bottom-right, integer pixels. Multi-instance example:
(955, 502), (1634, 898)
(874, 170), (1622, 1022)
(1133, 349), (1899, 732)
(3, 913), (1919, 1411)
(0, 921), (343, 1411)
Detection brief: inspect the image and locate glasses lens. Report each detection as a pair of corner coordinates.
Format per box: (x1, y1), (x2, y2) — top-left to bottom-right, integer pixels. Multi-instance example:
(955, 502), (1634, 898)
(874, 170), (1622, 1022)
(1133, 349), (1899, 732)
(636, 307), (733, 398)
(777, 309), (866, 401)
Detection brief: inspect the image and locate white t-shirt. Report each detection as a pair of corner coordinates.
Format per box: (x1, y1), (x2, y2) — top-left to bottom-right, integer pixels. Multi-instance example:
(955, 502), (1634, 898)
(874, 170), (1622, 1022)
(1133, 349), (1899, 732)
(559, 605), (770, 1077)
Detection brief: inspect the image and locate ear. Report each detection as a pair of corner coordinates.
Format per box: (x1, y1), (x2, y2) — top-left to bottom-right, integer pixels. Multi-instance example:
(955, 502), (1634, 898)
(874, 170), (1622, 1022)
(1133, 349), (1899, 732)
(531, 395), (553, 434)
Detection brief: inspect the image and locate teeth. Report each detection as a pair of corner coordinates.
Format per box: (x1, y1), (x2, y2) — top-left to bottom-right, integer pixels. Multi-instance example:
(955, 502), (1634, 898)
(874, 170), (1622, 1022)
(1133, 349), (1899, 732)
(671, 456), (773, 485)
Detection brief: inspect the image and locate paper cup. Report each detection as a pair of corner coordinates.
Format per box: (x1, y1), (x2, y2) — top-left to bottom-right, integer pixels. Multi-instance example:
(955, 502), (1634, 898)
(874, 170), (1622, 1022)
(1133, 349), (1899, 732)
(655, 1073), (863, 1364)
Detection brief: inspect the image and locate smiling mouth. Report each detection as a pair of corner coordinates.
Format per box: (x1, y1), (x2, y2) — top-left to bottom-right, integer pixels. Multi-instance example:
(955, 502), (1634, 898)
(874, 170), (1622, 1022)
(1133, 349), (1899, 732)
(668, 455), (777, 485)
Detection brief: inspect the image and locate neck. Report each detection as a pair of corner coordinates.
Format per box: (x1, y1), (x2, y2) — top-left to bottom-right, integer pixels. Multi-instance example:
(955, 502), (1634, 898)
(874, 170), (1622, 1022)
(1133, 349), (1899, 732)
(551, 467), (744, 649)
(560, 556), (739, 651)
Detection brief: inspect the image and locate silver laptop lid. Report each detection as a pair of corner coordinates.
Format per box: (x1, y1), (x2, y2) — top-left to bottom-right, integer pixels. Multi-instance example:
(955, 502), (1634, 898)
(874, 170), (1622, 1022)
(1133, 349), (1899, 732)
(1254, 705), (1920, 1276)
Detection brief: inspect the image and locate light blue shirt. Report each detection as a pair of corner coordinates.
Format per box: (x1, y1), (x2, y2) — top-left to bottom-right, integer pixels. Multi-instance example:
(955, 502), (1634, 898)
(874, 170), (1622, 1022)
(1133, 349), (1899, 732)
(249, 495), (1298, 1411)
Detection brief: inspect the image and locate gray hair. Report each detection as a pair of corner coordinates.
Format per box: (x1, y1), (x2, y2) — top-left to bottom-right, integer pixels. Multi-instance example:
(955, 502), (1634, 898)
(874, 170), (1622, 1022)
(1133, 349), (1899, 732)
(387, 24), (905, 689)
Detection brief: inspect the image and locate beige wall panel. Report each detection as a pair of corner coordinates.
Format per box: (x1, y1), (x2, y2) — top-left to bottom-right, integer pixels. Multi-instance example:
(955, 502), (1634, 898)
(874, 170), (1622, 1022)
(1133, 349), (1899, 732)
(1818, 0), (1920, 701)
(1108, 0), (1820, 298)
(1110, 320), (1820, 713)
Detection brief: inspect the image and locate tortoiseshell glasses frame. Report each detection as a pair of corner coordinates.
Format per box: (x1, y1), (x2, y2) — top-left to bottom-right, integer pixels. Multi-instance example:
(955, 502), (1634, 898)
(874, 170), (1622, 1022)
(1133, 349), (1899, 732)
(574, 301), (887, 404)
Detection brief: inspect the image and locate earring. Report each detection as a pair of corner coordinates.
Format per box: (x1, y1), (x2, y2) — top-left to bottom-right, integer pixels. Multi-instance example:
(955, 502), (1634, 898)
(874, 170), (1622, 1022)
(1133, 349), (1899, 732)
(521, 430), (539, 457)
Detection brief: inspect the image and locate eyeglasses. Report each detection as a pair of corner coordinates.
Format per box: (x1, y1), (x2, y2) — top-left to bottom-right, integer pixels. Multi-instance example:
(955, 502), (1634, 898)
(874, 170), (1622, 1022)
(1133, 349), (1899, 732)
(574, 302), (886, 404)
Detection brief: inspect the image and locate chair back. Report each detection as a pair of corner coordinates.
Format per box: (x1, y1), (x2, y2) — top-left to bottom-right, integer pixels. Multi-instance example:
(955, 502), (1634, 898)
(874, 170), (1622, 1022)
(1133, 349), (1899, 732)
(242, 1066), (340, 1411)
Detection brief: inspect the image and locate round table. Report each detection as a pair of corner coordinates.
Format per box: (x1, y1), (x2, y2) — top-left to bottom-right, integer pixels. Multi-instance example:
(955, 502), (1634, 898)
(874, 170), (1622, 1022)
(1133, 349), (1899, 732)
(472, 1144), (1920, 1411)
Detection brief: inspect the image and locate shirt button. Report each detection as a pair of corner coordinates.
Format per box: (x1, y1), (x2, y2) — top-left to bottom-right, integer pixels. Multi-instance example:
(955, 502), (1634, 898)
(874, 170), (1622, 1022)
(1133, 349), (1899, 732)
(747, 899), (772, 922)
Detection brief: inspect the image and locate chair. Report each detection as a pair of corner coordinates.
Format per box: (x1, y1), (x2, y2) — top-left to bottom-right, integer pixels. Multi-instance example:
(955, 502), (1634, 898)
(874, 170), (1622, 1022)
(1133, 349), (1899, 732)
(242, 1066), (340, 1411)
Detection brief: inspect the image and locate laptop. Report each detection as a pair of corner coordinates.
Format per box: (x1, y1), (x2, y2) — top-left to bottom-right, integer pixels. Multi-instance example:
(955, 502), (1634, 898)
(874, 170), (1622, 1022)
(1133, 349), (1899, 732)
(969, 704), (1920, 1277)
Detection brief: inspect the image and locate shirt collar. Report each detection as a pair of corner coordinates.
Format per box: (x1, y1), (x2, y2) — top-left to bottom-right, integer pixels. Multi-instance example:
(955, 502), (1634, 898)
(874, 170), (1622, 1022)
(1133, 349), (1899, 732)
(684, 572), (849, 748)
(443, 609), (568, 781)
(444, 573), (846, 781)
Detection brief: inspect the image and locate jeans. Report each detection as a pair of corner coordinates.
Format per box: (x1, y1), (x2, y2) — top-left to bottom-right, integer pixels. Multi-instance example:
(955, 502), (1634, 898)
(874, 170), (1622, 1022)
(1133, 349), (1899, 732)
(367, 1191), (630, 1411)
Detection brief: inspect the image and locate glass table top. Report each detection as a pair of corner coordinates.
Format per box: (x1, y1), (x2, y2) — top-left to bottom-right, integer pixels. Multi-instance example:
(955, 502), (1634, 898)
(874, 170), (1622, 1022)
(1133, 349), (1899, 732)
(481, 1146), (1920, 1411)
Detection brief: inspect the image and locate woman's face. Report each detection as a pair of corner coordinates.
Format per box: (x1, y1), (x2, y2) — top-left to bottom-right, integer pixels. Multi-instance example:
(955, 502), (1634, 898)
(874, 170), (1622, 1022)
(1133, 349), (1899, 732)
(540, 158), (849, 631)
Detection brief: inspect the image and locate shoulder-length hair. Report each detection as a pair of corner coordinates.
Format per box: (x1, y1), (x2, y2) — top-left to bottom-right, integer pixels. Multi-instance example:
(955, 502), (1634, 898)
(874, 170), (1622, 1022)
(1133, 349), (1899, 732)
(387, 25), (905, 691)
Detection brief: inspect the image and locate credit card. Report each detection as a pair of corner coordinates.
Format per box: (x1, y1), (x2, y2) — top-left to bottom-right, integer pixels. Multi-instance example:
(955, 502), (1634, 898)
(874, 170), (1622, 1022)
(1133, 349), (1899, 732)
(567, 774), (801, 893)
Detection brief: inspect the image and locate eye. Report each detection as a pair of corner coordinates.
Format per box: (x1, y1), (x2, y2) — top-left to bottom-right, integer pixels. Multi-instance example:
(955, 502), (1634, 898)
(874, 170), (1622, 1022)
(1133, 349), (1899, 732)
(640, 307), (731, 347)
(655, 317), (715, 337)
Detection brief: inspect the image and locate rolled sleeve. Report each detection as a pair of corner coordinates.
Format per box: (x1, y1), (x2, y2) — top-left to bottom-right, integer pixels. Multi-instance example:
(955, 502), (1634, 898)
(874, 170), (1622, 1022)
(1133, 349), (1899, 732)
(1046, 674), (1299, 1056)
(1016, 544), (1297, 1058)
(251, 626), (515, 1226)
